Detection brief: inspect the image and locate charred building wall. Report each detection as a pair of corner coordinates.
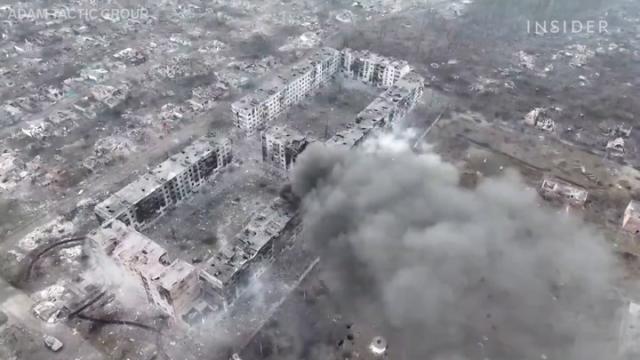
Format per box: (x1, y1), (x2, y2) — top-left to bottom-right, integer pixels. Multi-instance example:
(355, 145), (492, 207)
(94, 136), (232, 230)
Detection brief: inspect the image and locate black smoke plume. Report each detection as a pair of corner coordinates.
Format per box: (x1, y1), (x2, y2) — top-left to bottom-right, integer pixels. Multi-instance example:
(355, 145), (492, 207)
(290, 134), (620, 360)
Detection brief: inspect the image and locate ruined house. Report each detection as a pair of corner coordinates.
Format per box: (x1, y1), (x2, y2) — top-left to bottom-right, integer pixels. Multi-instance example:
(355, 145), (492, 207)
(539, 177), (589, 207)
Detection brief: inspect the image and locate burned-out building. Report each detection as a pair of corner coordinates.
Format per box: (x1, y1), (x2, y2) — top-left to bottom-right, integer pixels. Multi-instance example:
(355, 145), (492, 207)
(340, 48), (411, 88)
(154, 260), (201, 321)
(539, 176), (589, 207)
(200, 199), (296, 308)
(623, 200), (640, 235)
(261, 125), (312, 173)
(87, 220), (201, 323)
(327, 71), (424, 149)
(355, 71), (424, 127)
(232, 47), (341, 134)
(94, 135), (232, 229)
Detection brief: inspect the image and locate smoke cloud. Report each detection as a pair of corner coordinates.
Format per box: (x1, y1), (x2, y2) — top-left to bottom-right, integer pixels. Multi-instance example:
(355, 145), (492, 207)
(290, 133), (621, 360)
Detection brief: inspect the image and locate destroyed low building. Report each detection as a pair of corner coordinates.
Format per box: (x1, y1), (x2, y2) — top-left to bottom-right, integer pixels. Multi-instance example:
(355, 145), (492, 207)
(524, 108), (555, 132)
(261, 125), (312, 173)
(90, 83), (129, 109)
(113, 47), (147, 65)
(607, 137), (625, 156)
(95, 135), (232, 229)
(539, 176), (589, 207)
(623, 200), (640, 235)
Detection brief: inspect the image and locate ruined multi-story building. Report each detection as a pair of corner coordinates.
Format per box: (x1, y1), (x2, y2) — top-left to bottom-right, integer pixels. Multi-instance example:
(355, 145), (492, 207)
(232, 47), (341, 134)
(200, 199), (296, 308)
(355, 70), (424, 127)
(340, 48), (412, 88)
(327, 71), (424, 148)
(87, 221), (201, 322)
(231, 47), (421, 138)
(95, 135), (232, 229)
(261, 125), (311, 173)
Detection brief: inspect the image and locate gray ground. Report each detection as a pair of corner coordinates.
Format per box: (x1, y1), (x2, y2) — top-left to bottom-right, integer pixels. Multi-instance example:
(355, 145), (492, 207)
(2, 0), (640, 359)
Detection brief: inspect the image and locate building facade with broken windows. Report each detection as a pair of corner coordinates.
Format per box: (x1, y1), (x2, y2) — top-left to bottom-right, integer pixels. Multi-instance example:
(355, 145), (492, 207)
(87, 220), (201, 323)
(94, 135), (232, 229)
(231, 47), (420, 137)
(231, 47), (341, 134)
(199, 198), (296, 308)
(340, 48), (411, 88)
(327, 71), (424, 149)
(261, 125), (311, 173)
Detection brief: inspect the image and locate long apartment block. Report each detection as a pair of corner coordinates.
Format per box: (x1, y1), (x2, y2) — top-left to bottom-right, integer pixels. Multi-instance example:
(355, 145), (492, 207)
(327, 71), (425, 149)
(199, 198), (296, 308)
(231, 47), (341, 134)
(232, 47), (417, 136)
(95, 135), (232, 230)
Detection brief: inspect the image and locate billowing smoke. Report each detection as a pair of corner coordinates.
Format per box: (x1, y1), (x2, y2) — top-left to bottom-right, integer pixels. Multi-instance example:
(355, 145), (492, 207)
(290, 133), (621, 360)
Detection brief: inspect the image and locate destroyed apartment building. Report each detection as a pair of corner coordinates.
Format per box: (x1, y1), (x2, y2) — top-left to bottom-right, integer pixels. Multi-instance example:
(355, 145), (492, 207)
(231, 47), (341, 134)
(95, 135), (232, 230)
(199, 198), (297, 308)
(261, 125), (313, 173)
(539, 176), (589, 208)
(340, 48), (412, 88)
(90, 133), (299, 322)
(231, 47), (420, 135)
(87, 221), (201, 324)
(327, 70), (425, 148)
(88, 198), (296, 321)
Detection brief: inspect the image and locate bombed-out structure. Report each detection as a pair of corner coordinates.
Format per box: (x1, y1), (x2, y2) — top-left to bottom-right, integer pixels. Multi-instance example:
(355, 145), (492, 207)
(539, 176), (589, 208)
(200, 198), (297, 308)
(261, 125), (312, 173)
(94, 135), (232, 229)
(231, 47), (422, 136)
(340, 48), (411, 88)
(327, 70), (424, 148)
(87, 221), (201, 323)
(231, 47), (341, 134)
